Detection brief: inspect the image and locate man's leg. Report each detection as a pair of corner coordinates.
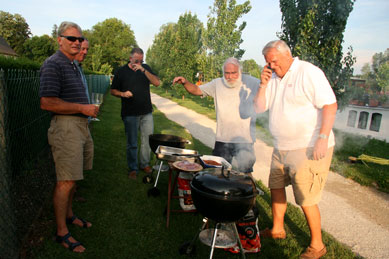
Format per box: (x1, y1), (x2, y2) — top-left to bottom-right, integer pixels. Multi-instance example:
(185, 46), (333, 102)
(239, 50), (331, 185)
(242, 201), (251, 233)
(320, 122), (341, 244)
(270, 188), (287, 233)
(53, 181), (85, 252)
(139, 113), (153, 169)
(123, 116), (139, 172)
(301, 205), (325, 250)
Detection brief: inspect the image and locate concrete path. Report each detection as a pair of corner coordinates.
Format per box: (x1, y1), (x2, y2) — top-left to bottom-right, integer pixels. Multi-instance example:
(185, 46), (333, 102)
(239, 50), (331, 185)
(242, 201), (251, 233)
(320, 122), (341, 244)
(151, 93), (389, 259)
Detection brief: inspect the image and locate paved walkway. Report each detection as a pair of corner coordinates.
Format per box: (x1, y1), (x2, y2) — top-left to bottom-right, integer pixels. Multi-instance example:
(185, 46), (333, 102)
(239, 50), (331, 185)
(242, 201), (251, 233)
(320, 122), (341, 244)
(151, 93), (389, 259)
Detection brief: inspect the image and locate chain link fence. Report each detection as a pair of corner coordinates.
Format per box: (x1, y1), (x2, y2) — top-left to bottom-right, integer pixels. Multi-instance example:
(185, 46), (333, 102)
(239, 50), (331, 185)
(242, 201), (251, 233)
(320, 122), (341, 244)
(0, 69), (110, 259)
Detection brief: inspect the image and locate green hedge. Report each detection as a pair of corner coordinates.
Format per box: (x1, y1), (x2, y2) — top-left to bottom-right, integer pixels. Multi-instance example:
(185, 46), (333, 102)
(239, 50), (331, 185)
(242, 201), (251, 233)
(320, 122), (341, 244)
(0, 55), (41, 70)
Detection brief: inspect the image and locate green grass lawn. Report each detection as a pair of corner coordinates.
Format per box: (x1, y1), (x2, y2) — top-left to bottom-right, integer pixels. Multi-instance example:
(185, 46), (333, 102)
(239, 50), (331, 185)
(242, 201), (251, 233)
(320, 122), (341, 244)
(24, 93), (360, 258)
(151, 86), (389, 193)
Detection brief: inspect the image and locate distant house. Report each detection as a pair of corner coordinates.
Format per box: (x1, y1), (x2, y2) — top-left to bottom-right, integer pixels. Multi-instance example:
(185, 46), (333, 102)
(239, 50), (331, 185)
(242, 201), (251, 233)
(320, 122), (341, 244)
(334, 105), (389, 142)
(0, 36), (17, 57)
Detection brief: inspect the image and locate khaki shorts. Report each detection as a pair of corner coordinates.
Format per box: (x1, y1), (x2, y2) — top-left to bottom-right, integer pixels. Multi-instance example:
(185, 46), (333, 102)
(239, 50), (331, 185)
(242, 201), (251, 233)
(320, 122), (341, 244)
(269, 147), (334, 206)
(48, 115), (94, 181)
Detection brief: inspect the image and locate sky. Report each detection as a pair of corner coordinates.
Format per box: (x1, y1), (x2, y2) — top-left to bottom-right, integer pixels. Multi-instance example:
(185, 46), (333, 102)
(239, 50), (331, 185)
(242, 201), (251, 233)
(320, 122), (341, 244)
(2, 0), (388, 74)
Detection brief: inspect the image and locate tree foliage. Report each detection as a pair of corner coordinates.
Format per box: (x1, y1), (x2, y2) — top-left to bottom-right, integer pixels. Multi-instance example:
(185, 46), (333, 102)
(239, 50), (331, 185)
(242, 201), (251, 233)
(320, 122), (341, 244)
(84, 18), (137, 73)
(23, 35), (56, 63)
(278, 0), (356, 108)
(147, 13), (203, 98)
(0, 11), (31, 55)
(376, 62), (389, 94)
(203, 0), (251, 77)
(360, 49), (389, 94)
(242, 59), (262, 78)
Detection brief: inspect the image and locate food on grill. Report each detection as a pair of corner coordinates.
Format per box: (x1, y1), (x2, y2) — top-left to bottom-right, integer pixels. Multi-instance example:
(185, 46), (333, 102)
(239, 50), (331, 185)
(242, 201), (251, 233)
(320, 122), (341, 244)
(173, 160), (203, 172)
(202, 160), (221, 166)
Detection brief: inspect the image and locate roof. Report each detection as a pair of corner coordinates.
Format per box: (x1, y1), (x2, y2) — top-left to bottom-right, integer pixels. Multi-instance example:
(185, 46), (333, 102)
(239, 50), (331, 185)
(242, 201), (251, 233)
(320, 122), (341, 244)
(0, 36), (17, 56)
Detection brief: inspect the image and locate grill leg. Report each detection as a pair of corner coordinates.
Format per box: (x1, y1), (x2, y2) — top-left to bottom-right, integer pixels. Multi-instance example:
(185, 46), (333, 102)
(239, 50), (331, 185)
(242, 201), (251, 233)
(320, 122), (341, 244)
(209, 222), (220, 259)
(153, 160), (163, 188)
(231, 223), (246, 259)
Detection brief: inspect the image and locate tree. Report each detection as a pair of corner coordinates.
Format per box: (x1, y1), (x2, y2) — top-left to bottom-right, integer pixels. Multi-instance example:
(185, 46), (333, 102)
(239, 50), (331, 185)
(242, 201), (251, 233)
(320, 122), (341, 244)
(372, 48), (389, 73)
(0, 11), (31, 55)
(279, 0), (356, 108)
(203, 0), (251, 77)
(85, 18), (137, 72)
(147, 13), (203, 98)
(242, 59), (262, 78)
(376, 62), (389, 94)
(51, 24), (58, 38)
(23, 35), (56, 63)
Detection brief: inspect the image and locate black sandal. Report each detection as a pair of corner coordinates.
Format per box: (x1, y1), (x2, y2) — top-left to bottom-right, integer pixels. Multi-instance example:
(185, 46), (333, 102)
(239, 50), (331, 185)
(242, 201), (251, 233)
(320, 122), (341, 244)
(56, 232), (84, 252)
(66, 215), (91, 228)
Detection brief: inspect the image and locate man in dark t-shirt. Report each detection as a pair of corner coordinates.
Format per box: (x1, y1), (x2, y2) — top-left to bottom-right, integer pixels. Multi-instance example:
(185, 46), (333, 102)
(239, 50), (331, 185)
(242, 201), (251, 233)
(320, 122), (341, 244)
(111, 47), (160, 179)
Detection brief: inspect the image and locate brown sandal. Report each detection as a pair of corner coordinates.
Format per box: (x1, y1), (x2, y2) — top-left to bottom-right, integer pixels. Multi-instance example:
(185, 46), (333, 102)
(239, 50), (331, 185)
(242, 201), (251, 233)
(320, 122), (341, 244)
(300, 246), (327, 259)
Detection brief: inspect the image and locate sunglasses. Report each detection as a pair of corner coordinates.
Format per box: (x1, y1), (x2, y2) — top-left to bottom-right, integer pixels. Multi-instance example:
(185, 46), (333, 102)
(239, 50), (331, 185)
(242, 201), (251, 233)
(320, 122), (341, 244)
(60, 35), (85, 42)
(133, 59), (144, 64)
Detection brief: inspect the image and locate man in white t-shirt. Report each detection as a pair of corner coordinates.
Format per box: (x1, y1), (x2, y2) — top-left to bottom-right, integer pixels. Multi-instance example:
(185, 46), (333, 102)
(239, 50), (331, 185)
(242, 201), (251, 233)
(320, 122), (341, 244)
(173, 57), (260, 173)
(254, 40), (337, 259)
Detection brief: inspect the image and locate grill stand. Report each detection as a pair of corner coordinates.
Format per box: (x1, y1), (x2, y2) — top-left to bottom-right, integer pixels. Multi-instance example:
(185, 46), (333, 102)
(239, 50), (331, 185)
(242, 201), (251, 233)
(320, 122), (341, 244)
(180, 217), (246, 259)
(147, 160), (169, 197)
(166, 167), (196, 227)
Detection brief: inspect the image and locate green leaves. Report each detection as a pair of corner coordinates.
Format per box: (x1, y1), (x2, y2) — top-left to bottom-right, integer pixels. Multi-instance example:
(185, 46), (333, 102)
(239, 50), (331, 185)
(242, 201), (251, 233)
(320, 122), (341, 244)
(22, 35), (56, 64)
(84, 18), (137, 73)
(279, 0), (356, 108)
(0, 11), (31, 56)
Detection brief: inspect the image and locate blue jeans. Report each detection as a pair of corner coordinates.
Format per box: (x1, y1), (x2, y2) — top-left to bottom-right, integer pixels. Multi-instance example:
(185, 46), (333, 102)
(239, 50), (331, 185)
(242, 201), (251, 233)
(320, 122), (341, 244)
(122, 113), (154, 172)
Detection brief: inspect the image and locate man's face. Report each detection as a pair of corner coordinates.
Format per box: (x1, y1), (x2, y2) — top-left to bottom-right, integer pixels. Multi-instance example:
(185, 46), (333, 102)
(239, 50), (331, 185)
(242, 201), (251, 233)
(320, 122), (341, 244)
(223, 63), (240, 83)
(130, 53), (144, 67)
(264, 48), (293, 78)
(75, 41), (89, 63)
(57, 27), (83, 59)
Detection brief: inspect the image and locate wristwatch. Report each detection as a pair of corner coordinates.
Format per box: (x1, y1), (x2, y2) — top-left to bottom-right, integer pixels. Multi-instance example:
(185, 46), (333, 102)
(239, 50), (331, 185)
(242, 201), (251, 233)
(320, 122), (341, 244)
(318, 134), (328, 139)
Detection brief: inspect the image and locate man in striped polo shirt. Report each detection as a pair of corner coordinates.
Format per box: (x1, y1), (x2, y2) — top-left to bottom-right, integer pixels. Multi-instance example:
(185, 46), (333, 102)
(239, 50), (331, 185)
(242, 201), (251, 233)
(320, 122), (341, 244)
(39, 21), (97, 253)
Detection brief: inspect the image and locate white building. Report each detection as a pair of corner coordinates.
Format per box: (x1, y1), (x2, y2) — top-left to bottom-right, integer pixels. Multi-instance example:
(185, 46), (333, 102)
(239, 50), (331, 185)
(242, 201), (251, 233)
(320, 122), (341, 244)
(334, 105), (389, 142)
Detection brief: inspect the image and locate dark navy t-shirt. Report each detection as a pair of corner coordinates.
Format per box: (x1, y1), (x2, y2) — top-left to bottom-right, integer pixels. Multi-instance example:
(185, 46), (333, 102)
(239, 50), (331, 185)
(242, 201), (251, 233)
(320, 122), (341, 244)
(39, 50), (89, 107)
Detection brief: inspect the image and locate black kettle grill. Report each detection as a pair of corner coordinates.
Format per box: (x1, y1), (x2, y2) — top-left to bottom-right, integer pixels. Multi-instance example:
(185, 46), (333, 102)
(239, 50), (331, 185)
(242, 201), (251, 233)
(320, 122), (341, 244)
(179, 167), (261, 259)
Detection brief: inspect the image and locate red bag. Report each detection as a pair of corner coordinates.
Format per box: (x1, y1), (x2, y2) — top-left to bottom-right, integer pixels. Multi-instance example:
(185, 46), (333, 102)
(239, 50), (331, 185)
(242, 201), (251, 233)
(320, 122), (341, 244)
(225, 206), (261, 254)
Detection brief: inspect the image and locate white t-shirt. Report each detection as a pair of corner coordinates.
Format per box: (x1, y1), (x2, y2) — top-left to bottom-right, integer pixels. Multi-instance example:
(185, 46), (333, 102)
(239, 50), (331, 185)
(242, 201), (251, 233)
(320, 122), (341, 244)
(200, 74), (260, 143)
(265, 58), (336, 150)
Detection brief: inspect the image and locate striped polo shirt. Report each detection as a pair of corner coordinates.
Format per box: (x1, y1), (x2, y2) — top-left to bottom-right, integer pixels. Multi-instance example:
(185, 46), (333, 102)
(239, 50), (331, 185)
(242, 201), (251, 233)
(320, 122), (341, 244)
(39, 50), (89, 111)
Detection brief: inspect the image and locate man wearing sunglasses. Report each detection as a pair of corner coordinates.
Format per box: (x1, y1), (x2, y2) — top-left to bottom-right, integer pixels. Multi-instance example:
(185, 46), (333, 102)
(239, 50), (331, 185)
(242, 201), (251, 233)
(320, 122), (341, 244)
(39, 21), (97, 253)
(111, 47), (160, 180)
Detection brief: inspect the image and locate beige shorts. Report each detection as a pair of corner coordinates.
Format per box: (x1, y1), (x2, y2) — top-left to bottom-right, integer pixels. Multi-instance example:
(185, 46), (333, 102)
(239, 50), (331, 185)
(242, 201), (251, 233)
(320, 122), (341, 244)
(269, 147), (334, 206)
(48, 115), (94, 181)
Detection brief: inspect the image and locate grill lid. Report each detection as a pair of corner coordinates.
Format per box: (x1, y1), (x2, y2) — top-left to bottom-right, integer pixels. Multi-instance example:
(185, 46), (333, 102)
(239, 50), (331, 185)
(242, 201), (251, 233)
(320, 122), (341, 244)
(191, 168), (256, 198)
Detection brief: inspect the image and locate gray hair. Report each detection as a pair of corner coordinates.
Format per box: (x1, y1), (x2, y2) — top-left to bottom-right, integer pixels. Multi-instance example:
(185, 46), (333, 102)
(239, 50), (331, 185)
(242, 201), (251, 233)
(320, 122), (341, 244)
(131, 47), (144, 56)
(222, 57), (242, 73)
(57, 21), (82, 36)
(262, 40), (291, 56)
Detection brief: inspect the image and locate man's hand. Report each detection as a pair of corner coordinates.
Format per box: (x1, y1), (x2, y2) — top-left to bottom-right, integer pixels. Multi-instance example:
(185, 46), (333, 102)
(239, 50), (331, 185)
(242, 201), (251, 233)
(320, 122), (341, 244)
(313, 138), (328, 160)
(82, 104), (99, 118)
(121, 90), (133, 98)
(131, 63), (145, 73)
(260, 65), (273, 88)
(172, 76), (186, 85)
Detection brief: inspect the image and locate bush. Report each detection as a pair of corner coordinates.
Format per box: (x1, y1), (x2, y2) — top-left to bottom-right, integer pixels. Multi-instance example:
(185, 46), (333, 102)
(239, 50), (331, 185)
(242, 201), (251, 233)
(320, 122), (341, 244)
(0, 55), (41, 70)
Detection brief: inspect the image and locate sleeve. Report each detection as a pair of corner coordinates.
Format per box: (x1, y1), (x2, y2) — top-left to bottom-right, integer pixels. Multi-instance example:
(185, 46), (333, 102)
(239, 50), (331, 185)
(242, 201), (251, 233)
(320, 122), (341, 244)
(304, 65), (337, 109)
(39, 60), (62, 98)
(143, 64), (157, 76)
(199, 79), (217, 98)
(110, 69), (121, 90)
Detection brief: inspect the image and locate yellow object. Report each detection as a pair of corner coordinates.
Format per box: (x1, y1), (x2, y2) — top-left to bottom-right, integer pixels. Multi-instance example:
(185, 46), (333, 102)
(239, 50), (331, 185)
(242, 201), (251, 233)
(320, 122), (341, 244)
(357, 154), (389, 166)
